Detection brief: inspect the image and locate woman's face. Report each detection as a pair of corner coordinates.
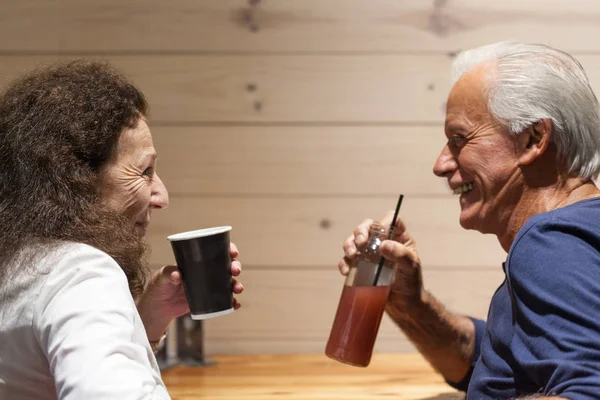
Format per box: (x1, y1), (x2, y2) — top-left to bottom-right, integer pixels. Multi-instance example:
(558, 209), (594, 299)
(99, 118), (169, 236)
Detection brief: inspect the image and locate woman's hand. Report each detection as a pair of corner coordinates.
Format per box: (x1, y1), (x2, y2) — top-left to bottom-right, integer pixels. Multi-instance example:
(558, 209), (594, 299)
(137, 242), (244, 341)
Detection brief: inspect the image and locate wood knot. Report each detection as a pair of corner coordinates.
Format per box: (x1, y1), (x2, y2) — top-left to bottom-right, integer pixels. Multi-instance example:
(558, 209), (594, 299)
(319, 219), (332, 230)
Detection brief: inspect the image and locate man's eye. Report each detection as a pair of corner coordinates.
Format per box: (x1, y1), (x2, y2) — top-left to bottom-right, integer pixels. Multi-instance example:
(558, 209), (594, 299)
(448, 135), (466, 149)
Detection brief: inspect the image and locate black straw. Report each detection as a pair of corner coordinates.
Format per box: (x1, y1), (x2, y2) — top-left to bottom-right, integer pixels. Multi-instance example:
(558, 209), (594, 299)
(372, 194), (404, 286)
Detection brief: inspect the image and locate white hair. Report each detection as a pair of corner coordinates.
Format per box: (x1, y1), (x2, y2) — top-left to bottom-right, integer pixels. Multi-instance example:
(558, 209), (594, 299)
(452, 42), (600, 179)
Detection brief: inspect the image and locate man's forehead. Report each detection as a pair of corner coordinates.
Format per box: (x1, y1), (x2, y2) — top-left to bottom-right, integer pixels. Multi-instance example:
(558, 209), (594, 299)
(452, 68), (486, 93)
(452, 60), (498, 94)
(448, 65), (493, 110)
(445, 69), (497, 129)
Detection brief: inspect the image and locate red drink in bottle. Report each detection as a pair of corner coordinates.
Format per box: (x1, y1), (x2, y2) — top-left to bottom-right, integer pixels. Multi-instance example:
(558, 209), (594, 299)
(325, 223), (395, 367)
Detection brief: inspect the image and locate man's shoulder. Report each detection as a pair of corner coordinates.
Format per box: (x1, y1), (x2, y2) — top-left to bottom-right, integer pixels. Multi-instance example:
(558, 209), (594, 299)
(514, 197), (600, 249)
(508, 197), (600, 284)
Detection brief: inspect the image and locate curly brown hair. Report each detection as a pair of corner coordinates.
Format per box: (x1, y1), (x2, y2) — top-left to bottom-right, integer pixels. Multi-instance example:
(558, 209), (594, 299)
(0, 60), (150, 298)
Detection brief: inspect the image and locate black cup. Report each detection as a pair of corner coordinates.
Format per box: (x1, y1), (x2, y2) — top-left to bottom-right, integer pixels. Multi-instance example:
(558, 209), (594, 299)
(167, 226), (234, 320)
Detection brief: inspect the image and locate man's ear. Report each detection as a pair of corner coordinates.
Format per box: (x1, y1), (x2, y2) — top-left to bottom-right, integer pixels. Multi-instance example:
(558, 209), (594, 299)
(518, 119), (553, 166)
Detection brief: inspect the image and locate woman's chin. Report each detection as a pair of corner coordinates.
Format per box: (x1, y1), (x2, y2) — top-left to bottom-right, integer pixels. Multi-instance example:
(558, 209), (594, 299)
(134, 223), (148, 237)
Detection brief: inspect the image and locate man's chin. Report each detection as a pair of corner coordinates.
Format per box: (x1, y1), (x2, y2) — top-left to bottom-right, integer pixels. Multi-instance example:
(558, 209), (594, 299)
(458, 210), (481, 232)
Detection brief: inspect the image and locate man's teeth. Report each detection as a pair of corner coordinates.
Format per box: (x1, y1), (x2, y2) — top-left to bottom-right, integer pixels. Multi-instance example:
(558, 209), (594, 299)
(453, 183), (474, 195)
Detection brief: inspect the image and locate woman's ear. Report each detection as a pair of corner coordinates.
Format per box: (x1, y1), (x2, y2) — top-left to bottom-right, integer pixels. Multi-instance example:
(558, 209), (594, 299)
(518, 119), (553, 166)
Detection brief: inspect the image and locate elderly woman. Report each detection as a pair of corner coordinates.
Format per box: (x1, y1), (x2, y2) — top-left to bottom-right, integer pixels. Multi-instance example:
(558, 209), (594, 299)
(0, 61), (243, 399)
(341, 42), (600, 399)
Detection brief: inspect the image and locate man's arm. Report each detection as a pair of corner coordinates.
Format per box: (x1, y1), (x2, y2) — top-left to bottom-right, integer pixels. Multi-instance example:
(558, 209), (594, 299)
(386, 289), (479, 384)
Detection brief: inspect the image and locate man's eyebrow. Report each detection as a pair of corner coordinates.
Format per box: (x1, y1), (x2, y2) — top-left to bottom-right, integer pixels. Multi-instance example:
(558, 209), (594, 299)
(445, 123), (467, 134)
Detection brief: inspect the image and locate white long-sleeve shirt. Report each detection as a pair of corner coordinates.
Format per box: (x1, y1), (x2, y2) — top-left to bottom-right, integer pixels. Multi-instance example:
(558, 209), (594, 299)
(0, 242), (170, 399)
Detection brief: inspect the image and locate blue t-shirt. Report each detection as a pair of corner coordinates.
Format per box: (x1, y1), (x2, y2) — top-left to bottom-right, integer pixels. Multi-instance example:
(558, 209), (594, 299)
(452, 197), (600, 399)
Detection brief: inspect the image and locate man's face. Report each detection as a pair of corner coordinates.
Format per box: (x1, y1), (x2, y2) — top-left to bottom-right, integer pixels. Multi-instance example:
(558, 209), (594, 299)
(433, 65), (524, 234)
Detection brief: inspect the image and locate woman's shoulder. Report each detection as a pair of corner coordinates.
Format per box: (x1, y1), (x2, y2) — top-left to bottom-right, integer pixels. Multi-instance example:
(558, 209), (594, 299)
(34, 242), (132, 313)
(2, 242), (123, 295)
(41, 241), (128, 289)
(32, 241), (137, 331)
(51, 241), (116, 260)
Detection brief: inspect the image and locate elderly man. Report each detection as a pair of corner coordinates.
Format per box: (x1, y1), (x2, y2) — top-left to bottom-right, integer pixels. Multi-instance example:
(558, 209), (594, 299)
(340, 42), (600, 399)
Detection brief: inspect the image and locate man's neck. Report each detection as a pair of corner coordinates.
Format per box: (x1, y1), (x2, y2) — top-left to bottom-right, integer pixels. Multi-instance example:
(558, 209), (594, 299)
(496, 178), (600, 252)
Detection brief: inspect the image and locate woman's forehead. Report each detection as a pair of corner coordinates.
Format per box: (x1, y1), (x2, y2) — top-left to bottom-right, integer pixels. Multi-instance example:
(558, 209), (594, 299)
(114, 120), (156, 160)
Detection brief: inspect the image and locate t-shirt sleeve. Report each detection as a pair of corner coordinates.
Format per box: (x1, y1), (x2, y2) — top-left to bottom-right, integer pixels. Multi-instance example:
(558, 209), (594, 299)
(446, 317), (487, 391)
(508, 217), (600, 400)
(32, 244), (170, 400)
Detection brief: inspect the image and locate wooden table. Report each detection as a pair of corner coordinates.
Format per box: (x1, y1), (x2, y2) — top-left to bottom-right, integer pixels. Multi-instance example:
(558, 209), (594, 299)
(162, 354), (464, 400)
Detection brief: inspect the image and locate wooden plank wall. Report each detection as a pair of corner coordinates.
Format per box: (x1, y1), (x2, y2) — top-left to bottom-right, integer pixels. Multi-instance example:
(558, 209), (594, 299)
(1, 0), (598, 354)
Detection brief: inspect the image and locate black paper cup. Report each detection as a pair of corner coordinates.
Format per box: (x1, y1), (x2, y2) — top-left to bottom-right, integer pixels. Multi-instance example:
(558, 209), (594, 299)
(167, 226), (233, 320)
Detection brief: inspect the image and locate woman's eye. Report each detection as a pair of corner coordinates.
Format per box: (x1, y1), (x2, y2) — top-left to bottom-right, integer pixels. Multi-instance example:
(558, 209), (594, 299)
(142, 167), (154, 178)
